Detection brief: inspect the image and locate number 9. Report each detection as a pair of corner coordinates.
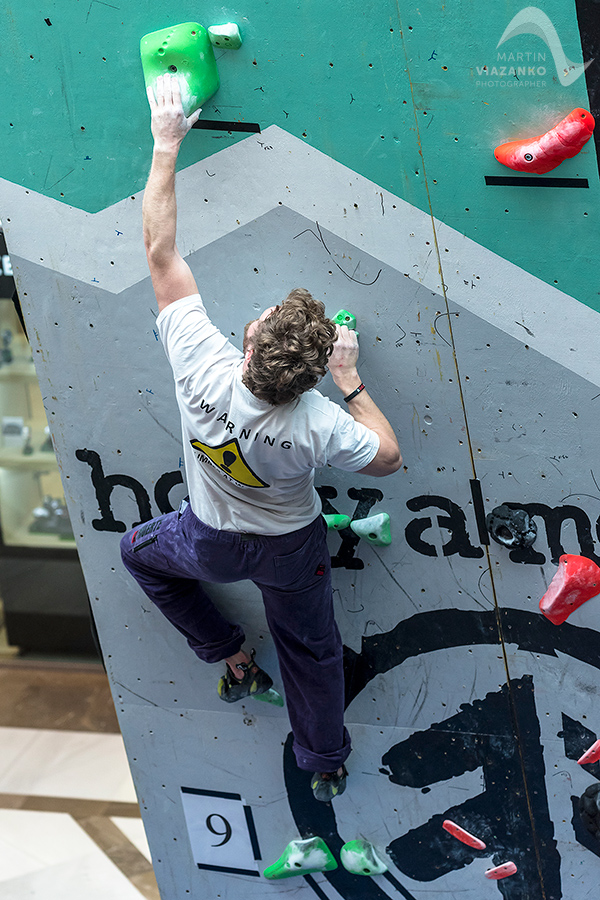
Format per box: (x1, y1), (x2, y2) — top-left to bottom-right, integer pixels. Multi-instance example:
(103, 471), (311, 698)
(206, 813), (232, 847)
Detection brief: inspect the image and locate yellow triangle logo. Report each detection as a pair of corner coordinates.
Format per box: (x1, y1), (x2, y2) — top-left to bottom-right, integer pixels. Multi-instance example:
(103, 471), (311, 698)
(190, 438), (269, 488)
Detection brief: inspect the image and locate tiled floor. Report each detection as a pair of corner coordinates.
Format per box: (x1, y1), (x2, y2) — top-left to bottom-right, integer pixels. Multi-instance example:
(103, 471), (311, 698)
(0, 659), (159, 900)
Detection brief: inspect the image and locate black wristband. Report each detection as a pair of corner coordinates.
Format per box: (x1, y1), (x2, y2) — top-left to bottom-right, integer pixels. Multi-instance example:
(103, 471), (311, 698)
(343, 383), (365, 403)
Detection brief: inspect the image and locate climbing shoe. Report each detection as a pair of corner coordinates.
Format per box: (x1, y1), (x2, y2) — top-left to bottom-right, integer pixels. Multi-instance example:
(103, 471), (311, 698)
(217, 649), (273, 703)
(311, 765), (348, 802)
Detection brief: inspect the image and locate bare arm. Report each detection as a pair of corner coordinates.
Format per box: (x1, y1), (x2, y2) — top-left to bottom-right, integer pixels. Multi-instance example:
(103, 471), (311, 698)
(327, 325), (402, 476)
(143, 74), (201, 313)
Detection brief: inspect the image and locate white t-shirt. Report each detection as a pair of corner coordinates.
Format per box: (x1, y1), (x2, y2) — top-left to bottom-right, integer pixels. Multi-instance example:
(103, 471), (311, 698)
(156, 295), (380, 534)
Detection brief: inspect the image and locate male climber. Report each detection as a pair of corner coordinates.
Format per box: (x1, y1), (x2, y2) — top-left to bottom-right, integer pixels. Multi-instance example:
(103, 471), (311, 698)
(121, 74), (402, 802)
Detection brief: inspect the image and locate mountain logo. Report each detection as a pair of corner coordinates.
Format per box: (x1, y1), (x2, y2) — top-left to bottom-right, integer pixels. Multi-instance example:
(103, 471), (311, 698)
(497, 6), (593, 86)
(191, 437), (270, 488)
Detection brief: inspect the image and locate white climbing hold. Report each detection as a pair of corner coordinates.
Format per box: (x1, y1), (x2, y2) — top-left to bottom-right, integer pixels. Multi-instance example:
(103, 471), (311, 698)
(350, 512), (391, 546)
(207, 23), (243, 49)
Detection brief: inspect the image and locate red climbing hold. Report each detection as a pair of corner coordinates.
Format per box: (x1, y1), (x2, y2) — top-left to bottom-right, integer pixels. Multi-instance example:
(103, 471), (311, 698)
(485, 862), (517, 880)
(578, 739), (600, 766)
(494, 108), (595, 175)
(539, 554), (600, 625)
(442, 820), (486, 850)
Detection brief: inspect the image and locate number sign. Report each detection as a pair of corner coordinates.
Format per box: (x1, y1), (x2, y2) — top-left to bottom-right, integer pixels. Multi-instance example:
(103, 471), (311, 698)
(180, 787), (261, 877)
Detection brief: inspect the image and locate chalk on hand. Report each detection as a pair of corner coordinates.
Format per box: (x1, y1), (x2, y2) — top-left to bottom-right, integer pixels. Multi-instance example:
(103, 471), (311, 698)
(442, 819), (486, 850)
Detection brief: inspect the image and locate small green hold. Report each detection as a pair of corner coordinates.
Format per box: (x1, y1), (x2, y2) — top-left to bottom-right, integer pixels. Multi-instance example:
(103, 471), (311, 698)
(340, 840), (388, 876)
(207, 23), (243, 49)
(322, 513), (351, 531)
(332, 309), (357, 330)
(252, 687), (284, 707)
(350, 513), (392, 546)
(263, 837), (338, 880)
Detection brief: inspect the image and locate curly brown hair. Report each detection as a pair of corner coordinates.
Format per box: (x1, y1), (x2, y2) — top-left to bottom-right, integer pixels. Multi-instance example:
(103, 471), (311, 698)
(242, 288), (337, 406)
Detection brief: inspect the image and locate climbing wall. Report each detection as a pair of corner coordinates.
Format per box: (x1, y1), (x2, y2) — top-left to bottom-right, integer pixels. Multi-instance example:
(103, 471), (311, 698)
(2, 1), (600, 897)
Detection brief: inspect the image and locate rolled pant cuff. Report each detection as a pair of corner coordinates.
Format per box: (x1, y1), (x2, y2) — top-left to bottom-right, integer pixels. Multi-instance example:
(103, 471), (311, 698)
(189, 624), (246, 665)
(292, 727), (352, 772)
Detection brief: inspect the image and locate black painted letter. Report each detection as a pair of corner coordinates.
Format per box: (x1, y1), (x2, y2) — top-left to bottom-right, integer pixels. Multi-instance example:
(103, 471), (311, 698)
(76, 448), (152, 532)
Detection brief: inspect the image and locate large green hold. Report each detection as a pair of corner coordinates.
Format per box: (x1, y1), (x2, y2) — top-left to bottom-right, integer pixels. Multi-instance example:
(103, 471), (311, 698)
(140, 22), (220, 116)
(263, 836), (338, 879)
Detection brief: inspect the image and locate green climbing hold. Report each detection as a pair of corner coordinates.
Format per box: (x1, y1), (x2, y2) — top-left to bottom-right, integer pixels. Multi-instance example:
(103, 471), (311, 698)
(207, 23), (243, 50)
(322, 513), (351, 531)
(340, 840), (388, 876)
(350, 513), (392, 546)
(263, 837), (338, 880)
(140, 22), (220, 117)
(332, 309), (357, 330)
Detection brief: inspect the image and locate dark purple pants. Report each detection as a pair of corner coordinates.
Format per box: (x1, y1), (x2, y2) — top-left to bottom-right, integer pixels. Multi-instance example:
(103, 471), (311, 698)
(120, 501), (351, 772)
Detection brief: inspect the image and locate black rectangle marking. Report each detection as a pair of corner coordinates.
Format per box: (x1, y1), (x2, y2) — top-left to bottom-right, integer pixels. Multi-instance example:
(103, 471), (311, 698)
(470, 479), (490, 546)
(243, 805), (261, 860)
(192, 119), (261, 133)
(485, 176), (589, 188)
(196, 863), (260, 877)
(181, 786), (242, 801)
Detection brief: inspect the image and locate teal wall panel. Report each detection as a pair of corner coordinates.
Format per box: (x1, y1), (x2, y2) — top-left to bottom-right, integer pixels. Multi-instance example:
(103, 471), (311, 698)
(2, 2), (598, 305)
